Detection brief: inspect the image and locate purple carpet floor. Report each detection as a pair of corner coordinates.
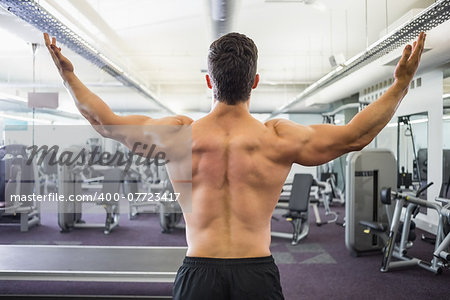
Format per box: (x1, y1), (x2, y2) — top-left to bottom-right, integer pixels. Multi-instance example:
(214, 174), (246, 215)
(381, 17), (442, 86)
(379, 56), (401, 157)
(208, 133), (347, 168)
(0, 205), (449, 299)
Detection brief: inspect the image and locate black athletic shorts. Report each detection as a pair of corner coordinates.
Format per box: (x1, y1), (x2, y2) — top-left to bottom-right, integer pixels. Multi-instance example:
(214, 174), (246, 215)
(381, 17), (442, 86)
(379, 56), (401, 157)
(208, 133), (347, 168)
(172, 255), (284, 300)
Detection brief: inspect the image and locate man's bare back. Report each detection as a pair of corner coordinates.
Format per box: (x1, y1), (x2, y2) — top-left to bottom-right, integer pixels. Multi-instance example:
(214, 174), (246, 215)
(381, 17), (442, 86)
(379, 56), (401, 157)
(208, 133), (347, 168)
(186, 103), (292, 257)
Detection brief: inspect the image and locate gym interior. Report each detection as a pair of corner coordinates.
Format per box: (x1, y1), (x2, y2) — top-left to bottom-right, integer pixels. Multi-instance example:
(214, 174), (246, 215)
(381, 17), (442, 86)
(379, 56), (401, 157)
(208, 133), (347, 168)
(0, 0), (450, 299)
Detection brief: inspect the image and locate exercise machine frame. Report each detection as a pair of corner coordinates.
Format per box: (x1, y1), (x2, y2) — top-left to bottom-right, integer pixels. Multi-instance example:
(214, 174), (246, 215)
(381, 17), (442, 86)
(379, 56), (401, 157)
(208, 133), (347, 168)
(381, 188), (448, 274)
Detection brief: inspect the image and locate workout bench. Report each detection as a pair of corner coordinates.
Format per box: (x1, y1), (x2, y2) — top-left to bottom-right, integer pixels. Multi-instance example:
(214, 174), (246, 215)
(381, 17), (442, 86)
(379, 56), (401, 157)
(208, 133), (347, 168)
(272, 173), (313, 245)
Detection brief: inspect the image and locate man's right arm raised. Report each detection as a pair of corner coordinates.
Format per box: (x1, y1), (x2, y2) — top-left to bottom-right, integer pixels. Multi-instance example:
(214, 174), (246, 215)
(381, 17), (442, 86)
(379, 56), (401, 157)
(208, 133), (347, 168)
(267, 32), (426, 166)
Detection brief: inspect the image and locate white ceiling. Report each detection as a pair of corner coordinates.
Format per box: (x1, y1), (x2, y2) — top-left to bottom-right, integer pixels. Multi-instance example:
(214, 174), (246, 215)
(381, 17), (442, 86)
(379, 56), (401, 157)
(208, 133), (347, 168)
(0, 0), (438, 117)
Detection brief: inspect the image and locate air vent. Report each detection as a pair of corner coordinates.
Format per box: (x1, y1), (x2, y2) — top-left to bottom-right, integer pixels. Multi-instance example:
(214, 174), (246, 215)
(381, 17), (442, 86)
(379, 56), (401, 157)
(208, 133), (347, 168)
(359, 77), (423, 104)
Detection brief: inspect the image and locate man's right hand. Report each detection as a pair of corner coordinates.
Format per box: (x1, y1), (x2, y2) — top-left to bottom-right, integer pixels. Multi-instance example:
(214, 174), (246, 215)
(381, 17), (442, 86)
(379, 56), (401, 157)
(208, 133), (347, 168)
(44, 33), (74, 80)
(393, 32), (426, 89)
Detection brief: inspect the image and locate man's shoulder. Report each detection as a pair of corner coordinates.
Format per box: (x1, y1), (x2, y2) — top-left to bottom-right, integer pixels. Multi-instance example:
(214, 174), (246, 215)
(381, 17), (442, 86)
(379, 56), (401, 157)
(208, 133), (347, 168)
(264, 118), (313, 142)
(264, 118), (295, 135)
(175, 115), (194, 125)
(146, 115), (194, 126)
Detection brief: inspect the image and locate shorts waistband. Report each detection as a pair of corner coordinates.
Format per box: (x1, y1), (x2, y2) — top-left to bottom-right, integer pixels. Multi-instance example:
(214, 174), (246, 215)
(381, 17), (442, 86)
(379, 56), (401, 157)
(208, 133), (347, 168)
(182, 255), (274, 266)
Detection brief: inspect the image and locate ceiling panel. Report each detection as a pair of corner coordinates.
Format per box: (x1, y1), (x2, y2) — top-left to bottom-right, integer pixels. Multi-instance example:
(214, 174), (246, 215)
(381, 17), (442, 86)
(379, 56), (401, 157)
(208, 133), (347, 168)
(0, 0), (438, 116)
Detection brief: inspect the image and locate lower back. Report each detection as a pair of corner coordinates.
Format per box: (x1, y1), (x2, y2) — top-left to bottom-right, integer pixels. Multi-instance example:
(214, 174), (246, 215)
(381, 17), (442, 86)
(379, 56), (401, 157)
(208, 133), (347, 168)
(184, 196), (273, 258)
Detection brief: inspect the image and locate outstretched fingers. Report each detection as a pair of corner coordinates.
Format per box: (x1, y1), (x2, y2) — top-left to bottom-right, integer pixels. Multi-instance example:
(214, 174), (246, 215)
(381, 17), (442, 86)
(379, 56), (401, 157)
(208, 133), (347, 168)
(50, 44), (64, 59)
(43, 33), (57, 61)
(43, 32), (74, 75)
(398, 44), (412, 66)
(43, 33), (52, 48)
(43, 33), (63, 59)
(409, 32), (426, 65)
(398, 32), (426, 68)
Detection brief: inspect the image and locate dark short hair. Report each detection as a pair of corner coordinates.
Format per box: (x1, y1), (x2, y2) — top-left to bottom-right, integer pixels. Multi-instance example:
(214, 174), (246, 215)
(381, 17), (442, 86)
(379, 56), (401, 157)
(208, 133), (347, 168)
(207, 33), (258, 105)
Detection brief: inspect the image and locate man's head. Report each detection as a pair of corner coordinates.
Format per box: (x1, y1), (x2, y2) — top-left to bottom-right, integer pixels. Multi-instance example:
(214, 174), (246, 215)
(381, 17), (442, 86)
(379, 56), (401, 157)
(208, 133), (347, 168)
(206, 32), (259, 105)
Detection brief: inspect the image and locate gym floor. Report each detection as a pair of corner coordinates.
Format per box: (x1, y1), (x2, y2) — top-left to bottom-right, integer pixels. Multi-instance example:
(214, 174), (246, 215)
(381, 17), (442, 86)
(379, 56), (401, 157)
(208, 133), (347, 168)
(0, 206), (448, 300)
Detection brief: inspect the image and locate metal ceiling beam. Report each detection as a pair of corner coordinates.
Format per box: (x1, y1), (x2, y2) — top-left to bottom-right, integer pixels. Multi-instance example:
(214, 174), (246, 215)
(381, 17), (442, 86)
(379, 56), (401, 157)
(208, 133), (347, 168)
(64, 0), (131, 56)
(0, 0), (177, 115)
(269, 0), (450, 119)
(42, 0), (100, 51)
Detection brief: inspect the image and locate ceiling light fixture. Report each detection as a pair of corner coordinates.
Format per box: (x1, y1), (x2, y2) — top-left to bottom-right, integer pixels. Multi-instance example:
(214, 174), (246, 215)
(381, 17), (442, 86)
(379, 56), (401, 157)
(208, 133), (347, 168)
(0, 0), (176, 115)
(269, 0), (450, 118)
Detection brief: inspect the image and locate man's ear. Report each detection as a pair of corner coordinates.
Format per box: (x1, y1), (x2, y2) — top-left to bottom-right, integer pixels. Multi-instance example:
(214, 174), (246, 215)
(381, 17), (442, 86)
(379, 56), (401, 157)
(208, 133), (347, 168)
(252, 74), (260, 89)
(205, 74), (213, 89)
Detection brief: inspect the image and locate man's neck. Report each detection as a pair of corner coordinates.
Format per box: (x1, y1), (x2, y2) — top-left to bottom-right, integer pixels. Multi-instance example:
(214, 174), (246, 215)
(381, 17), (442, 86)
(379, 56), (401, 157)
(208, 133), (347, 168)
(210, 100), (250, 118)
